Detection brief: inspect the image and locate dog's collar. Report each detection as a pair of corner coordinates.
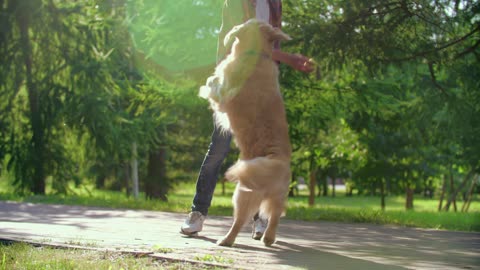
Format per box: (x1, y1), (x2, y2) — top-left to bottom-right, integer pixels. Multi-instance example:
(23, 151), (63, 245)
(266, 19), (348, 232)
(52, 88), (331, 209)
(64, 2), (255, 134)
(243, 50), (271, 60)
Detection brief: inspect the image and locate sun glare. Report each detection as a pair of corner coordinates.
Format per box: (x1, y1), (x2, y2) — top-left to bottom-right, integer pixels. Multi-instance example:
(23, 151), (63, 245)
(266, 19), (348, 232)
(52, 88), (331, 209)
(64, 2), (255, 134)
(126, 0), (222, 76)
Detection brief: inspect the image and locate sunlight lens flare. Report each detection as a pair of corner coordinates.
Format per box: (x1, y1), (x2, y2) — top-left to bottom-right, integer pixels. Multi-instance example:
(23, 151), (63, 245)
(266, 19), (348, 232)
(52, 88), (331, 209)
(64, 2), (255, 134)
(126, 0), (222, 75)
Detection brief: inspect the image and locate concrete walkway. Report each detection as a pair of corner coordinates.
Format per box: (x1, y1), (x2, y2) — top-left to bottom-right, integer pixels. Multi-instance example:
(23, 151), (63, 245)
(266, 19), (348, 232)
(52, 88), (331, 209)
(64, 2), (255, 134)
(0, 201), (478, 269)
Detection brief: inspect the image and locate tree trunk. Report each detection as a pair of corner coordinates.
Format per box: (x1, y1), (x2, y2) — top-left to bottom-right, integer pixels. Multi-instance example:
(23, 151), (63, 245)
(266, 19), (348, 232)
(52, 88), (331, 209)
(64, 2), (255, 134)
(331, 173), (336, 198)
(123, 163), (131, 197)
(380, 179), (386, 211)
(447, 173), (458, 211)
(438, 174), (447, 211)
(288, 172), (296, 197)
(405, 186), (414, 210)
(461, 174), (477, 212)
(423, 177), (427, 197)
(308, 168), (317, 206)
(17, 6), (46, 194)
(322, 174), (328, 196)
(315, 170), (327, 197)
(131, 142), (139, 199)
(145, 147), (168, 201)
(444, 170), (474, 211)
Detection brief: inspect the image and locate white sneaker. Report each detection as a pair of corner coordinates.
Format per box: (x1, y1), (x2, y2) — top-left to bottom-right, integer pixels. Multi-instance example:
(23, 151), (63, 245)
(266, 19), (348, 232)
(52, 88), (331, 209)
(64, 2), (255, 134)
(180, 211), (205, 235)
(252, 216), (268, 240)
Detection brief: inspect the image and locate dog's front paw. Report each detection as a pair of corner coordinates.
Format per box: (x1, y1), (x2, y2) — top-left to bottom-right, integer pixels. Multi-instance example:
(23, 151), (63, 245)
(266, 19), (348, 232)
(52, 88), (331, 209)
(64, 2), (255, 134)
(217, 237), (234, 247)
(198, 85), (211, 100)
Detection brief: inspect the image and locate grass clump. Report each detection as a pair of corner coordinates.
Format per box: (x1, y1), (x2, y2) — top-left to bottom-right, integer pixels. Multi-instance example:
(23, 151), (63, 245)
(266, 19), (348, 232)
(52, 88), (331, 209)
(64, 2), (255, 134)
(0, 242), (218, 270)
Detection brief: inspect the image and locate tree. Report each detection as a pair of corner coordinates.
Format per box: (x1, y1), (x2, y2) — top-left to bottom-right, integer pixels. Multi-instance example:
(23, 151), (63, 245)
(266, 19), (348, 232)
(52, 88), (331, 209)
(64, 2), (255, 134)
(2, 0), (478, 203)
(281, 0), (479, 208)
(1, 0), (167, 195)
(1, 0), (123, 194)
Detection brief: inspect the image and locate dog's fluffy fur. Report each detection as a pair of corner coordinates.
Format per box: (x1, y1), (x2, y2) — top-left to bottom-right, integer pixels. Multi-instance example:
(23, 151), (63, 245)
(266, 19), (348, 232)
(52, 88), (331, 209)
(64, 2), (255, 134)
(199, 19), (292, 247)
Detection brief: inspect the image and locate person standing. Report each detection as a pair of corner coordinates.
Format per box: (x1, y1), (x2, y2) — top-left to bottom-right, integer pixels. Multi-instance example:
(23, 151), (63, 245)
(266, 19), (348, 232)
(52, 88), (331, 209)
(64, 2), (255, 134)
(181, 0), (314, 239)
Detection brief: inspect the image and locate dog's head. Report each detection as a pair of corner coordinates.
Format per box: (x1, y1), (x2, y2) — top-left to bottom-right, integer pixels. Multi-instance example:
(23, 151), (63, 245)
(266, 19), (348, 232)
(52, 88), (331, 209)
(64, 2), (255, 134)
(223, 19), (291, 54)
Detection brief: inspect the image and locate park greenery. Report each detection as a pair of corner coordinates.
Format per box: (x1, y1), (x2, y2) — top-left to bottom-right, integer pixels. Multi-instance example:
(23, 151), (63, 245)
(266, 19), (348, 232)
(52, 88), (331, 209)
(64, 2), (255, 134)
(0, 0), (479, 228)
(1, 181), (478, 231)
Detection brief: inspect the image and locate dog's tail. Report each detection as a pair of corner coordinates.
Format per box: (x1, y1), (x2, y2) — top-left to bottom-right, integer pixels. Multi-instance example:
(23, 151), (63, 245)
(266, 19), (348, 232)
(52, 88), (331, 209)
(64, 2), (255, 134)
(225, 157), (290, 190)
(226, 157), (290, 220)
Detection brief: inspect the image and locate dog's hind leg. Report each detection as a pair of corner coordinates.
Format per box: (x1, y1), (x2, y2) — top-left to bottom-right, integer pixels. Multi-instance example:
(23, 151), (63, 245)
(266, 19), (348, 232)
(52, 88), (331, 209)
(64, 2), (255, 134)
(217, 184), (262, 247)
(260, 195), (285, 247)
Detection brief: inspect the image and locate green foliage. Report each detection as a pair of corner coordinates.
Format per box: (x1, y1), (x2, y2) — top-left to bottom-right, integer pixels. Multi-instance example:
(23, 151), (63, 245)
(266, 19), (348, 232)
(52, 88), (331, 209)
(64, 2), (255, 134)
(0, 0), (211, 196)
(1, 0), (124, 194)
(280, 0), (479, 208)
(126, 0), (221, 72)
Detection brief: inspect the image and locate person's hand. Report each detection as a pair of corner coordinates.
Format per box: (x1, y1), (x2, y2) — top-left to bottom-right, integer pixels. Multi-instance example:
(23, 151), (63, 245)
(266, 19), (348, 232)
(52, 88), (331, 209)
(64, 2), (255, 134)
(289, 53), (315, 73)
(272, 50), (316, 74)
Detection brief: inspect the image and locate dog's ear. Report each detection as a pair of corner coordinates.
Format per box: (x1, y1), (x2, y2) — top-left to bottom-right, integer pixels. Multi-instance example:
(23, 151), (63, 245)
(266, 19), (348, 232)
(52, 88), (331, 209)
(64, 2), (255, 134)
(223, 24), (243, 49)
(271, 27), (291, 42)
(258, 22), (291, 42)
(223, 28), (236, 48)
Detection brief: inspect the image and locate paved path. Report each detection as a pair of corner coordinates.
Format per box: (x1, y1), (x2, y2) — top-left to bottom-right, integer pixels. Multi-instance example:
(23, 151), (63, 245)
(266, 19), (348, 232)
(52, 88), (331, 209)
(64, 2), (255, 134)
(0, 201), (478, 269)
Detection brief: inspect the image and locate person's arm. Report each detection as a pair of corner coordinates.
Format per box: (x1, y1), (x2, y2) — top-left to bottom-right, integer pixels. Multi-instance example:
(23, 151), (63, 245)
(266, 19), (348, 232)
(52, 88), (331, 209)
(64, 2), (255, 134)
(272, 50), (315, 73)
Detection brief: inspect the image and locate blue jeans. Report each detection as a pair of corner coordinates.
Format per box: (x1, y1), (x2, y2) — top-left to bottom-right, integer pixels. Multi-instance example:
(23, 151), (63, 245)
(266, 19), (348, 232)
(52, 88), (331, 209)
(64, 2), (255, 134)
(192, 121), (232, 216)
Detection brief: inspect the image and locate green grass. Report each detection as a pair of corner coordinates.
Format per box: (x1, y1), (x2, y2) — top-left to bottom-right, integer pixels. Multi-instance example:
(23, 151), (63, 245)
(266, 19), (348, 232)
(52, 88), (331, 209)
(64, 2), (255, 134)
(285, 191), (480, 231)
(194, 253), (234, 265)
(1, 181), (479, 232)
(0, 242), (219, 270)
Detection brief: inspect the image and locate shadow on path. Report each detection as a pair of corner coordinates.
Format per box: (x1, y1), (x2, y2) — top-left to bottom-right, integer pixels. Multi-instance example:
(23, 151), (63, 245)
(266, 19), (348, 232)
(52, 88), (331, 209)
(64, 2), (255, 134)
(1, 201), (479, 270)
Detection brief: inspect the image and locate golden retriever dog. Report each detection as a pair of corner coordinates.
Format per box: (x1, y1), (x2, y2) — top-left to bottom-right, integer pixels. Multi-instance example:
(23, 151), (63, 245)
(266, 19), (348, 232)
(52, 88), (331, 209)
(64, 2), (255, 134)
(199, 19), (292, 247)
